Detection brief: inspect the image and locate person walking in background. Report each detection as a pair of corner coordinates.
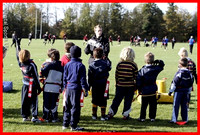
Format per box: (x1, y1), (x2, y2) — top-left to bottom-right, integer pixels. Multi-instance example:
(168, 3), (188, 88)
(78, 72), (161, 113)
(188, 36), (195, 54)
(171, 37), (176, 49)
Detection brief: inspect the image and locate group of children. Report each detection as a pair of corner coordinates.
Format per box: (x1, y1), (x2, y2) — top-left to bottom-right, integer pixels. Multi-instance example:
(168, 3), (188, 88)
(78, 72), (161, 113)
(14, 28), (196, 131)
(43, 31), (56, 46)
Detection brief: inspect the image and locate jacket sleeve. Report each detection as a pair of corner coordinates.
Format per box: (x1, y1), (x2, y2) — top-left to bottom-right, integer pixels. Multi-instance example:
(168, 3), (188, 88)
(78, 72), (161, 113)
(88, 65), (93, 89)
(63, 65), (68, 89)
(136, 69), (143, 92)
(79, 65), (89, 92)
(30, 63), (41, 92)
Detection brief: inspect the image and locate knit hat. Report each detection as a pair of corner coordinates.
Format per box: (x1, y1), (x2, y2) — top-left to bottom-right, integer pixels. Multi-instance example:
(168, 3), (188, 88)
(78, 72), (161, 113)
(70, 45), (81, 58)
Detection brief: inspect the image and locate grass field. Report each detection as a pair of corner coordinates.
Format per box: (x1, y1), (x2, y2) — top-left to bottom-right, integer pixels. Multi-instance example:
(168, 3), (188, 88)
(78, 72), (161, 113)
(3, 38), (197, 132)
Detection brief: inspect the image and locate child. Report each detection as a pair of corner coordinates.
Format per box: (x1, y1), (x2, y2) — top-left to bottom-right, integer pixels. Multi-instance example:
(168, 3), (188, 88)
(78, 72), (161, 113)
(60, 42), (75, 113)
(108, 47), (138, 120)
(178, 47), (197, 110)
(137, 52), (164, 122)
(63, 45), (89, 131)
(43, 31), (48, 45)
(83, 34), (88, 46)
(168, 58), (194, 124)
(15, 40), (41, 123)
(28, 32), (33, 46)
(40, 49), (63, 123)
(51, 34), (56, 46)
(88, 48), (111, 121)
(117, 35), (121, 45)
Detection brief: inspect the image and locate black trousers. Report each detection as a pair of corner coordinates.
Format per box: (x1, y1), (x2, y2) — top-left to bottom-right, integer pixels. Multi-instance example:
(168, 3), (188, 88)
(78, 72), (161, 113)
(43, 91), (59, 120)
(110, 86), (134, 116)
(189, 45), (194, 54)
(140, 95), (157, 119)
(21, 85), (38, 118)
(63, 89), (81, 128)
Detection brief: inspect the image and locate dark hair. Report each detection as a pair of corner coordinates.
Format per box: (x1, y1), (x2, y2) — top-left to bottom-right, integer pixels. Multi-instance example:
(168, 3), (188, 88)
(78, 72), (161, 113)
(93, 48), (103, 59)
(49, 49), (60, 61)
(47, 48), (57, 58)
(179, 58), (188, 67)
(65, 42), (75, 53)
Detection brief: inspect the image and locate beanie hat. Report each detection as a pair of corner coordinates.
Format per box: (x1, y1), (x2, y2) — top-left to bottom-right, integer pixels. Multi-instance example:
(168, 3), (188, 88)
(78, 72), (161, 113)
(70, 45), (81, 58)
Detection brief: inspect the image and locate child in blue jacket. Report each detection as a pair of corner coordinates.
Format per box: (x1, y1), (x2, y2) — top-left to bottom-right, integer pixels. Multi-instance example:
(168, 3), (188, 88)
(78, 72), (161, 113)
(62, 45), (89, 131)
(137, 52), (164, 122)
(168, 58), (194, 124)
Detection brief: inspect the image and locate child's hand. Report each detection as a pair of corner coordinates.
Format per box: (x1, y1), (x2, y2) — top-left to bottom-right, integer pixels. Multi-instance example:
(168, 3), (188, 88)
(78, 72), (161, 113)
(168, 92), (172, 96)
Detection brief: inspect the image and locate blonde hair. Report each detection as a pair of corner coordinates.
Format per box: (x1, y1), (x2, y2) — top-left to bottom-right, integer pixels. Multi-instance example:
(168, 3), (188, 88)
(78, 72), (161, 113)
(19, 50), (30, 63)
(94, 24), (102, 32)
(178, 47), (188, 58)
(144, 52), (154, 64)
(120, 47), (135, 62)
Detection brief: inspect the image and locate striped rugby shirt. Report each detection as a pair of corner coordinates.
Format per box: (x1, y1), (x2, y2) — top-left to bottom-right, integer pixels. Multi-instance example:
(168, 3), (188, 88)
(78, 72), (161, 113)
(115, 61), (138, 87)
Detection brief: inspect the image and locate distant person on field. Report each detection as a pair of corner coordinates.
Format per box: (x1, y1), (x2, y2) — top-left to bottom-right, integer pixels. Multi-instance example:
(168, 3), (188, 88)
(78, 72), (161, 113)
(51, 34), (56, 46)
(43, 31), (48, 45)
(63, 33), (67, 43)
(171, 37), (176, 49)
(117, 35), (121, 45)
(108, 47), (138, 120)
(188, 36), (195, 54)
(88, 48), (111, 121)
(11, 31), (17, 47)
(137, 52), (165, 122)
(109, 36), (113, 46)
(28, 32), (33, 46)
(168, 58), (194, 124)
(83, 34), (88, 46)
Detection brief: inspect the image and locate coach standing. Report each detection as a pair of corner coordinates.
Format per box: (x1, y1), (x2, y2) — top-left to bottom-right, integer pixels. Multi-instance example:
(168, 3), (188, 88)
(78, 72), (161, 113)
(84, 25), (110, 64)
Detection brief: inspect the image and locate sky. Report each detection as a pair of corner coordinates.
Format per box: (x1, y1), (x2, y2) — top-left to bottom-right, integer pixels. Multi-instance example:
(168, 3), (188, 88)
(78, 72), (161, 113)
(35, 3), (197, 25)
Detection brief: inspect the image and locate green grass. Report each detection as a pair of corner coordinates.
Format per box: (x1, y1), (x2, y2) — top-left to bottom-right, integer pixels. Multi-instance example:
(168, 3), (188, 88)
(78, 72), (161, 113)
(3, 38), (197, 132)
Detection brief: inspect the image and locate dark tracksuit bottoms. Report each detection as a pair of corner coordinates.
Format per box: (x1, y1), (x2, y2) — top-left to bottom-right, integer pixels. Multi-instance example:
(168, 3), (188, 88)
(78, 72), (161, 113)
(110, 86), (134, 115)
(43, 91), (59, 120)
(171, 92), (188, 122)
(21, 85), (38, 118)
(140, 95), (157, 119)
(63, 89), (81, 128)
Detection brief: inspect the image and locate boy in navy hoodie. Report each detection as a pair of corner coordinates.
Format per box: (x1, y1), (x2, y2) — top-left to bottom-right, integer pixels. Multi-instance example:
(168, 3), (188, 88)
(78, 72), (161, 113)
(168, 58), (194, 124)
(62, 45), (89, 131)
(137, 52), (164, 122)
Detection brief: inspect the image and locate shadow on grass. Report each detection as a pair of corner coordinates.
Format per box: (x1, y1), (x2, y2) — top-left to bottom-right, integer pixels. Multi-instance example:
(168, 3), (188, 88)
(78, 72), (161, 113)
(3, 108), (197, 132)
(80, 116), (197, 132)
(3, 89), (20, 94)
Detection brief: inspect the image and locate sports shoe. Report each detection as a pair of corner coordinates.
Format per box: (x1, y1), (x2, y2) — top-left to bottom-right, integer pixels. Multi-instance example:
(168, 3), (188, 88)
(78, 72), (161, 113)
(138, 118), (145, 122)
(31, 117), (41, 123)
(107, 113), (113, 120)
(150, 119), (155, 122)
(123, 115), (132, 120)
(92, 115), (97, 120)
(71, 126), (84, 131)
(62, 126), (68, 130)
(22, 117), (31, 122)
(169, 120), (176, 124)
(52, 118), (60, 123)
(101, 116), (108, 121)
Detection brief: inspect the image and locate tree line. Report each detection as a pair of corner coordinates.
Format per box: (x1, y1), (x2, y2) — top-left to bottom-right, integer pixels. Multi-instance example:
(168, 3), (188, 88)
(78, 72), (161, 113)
(3, 3), (197, 42)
